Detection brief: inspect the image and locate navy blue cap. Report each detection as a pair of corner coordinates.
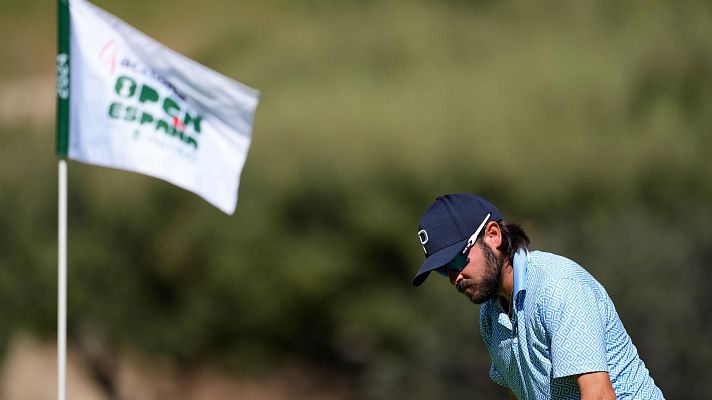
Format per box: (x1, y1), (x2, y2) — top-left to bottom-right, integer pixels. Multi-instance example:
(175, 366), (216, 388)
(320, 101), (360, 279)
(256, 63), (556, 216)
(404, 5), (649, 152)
(413, 193), (502, 286)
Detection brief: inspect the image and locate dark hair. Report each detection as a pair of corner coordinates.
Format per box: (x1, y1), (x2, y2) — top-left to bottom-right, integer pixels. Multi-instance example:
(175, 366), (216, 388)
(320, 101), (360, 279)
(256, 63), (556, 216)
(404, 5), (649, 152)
(496, 221), (530, 263)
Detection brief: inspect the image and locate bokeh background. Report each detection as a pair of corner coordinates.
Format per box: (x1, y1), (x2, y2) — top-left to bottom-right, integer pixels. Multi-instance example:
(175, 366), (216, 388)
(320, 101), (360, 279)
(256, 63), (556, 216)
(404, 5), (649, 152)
(1, 0), (711, 399)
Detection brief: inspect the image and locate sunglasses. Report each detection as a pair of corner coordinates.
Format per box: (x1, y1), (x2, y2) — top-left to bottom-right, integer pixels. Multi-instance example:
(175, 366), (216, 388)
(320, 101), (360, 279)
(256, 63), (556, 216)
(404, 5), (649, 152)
(436, 253), (470, 276)
(434, 213), (491, 277)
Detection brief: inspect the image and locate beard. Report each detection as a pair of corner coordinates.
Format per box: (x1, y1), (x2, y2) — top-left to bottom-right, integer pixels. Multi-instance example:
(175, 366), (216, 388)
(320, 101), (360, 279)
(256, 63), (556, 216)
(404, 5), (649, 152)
(455, 242), (505, 304)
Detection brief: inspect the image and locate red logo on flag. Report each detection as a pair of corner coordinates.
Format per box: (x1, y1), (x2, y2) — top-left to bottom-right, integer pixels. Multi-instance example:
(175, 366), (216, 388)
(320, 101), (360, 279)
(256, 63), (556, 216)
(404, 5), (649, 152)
(99, 40), (118, 75)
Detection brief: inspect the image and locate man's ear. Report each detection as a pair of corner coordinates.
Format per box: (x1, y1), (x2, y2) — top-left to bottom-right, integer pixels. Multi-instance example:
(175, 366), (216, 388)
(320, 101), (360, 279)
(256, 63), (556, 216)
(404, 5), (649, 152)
(484, 221), (502, 249)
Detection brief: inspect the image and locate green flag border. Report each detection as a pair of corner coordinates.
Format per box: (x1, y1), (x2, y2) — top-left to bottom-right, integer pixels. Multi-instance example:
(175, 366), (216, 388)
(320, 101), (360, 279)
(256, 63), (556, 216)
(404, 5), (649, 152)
(56, 0), (70, 157)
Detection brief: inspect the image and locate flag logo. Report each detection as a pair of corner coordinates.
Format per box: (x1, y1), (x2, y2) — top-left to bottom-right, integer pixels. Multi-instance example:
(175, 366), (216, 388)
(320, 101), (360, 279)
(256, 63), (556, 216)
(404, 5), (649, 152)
(107, 73), (203, 151)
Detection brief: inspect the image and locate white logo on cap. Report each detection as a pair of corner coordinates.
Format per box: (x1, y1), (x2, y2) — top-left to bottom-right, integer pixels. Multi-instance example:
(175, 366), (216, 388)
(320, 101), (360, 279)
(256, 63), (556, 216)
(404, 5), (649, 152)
(418, 229), (429, 254)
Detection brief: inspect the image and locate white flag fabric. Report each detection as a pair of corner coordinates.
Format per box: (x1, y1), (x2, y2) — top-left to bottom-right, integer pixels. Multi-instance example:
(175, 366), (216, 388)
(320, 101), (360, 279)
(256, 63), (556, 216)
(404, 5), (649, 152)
(60, 0), (259, 214)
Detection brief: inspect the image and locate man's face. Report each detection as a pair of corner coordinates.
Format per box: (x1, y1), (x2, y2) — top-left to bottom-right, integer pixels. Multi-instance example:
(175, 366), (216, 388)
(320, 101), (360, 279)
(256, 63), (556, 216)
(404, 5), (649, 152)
(448, 240), (505, 304)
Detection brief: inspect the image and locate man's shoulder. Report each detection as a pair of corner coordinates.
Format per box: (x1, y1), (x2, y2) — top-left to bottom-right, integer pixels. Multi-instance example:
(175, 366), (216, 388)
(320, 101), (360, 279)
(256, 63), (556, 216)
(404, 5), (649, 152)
(526, 250), (609, 305)
(529, 251), (592, 283)
(529, 250), (581, 270)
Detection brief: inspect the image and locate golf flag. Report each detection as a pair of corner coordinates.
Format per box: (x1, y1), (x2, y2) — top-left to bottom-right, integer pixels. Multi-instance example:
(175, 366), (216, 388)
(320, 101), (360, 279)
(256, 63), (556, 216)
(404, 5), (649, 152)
(56, 0), (259, 214)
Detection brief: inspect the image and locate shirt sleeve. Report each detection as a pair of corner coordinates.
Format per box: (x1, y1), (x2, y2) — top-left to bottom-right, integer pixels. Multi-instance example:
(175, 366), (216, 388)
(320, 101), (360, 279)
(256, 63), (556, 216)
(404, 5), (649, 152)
(539, 279), (608, 378)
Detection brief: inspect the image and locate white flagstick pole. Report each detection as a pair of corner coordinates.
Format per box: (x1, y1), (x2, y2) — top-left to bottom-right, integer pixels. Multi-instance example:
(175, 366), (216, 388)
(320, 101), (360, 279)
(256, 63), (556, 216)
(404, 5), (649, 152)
(57, 0), (71, 397)
(58, 159), (68, 400)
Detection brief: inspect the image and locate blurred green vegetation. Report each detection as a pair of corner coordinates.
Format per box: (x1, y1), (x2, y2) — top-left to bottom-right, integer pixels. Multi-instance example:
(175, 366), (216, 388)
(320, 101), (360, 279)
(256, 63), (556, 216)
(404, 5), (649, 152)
(1, 0), (712, 399)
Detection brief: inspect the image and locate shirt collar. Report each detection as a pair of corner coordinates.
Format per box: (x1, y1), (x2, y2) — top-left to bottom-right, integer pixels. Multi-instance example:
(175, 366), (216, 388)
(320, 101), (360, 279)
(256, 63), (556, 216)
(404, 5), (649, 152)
(512, 248), (528, 302)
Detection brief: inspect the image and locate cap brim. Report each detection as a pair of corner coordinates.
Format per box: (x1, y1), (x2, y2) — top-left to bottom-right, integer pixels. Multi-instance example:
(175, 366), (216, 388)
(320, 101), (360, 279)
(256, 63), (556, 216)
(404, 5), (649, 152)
(412, 238), (468, 286)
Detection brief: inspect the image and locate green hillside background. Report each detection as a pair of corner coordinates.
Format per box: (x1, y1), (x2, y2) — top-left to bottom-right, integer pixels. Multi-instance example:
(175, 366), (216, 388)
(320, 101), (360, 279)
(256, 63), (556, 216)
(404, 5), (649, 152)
(1, 0), (711, 398)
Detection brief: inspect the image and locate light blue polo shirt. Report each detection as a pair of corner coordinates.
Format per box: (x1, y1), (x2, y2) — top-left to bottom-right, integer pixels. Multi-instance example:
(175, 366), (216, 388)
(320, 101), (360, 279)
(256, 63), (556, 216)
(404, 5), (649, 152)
(479, 250), (664, 399)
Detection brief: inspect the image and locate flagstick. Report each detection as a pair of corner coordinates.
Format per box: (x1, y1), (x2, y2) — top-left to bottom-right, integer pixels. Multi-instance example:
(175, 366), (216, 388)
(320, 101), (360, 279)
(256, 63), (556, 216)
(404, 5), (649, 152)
(58, 159), (68, 400)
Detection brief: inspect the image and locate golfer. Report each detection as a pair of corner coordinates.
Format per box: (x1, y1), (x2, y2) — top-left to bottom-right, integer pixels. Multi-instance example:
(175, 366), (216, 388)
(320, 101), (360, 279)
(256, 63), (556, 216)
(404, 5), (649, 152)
(413, 193), (664, 399)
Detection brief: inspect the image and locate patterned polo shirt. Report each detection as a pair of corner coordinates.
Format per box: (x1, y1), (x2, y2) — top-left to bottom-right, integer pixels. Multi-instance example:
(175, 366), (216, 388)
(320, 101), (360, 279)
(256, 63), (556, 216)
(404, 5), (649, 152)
(479, 250), (664, 399)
